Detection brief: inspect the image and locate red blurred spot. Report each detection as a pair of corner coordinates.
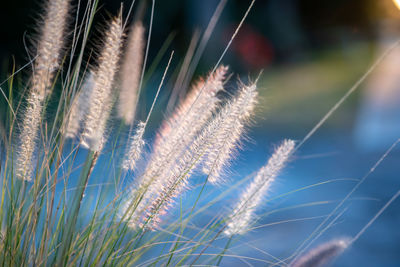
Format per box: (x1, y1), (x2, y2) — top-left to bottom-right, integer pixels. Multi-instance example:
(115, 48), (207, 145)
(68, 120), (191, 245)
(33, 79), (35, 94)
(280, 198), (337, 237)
(225, 24), (274, 69)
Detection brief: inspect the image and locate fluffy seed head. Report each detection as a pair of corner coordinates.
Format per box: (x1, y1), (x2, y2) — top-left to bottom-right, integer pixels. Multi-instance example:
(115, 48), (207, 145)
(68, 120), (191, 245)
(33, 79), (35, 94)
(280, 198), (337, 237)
(121, 66), (233, 228)
(123, 65), (229, 227)
(118, 21), (145, 125)
(15, 93), (43, 180)
(202, 82), (258, 184)
(32, 0), (71, 97)
(224, 139), (295, 236)
(154, 65), (228, 151)
(142, 124), (213, 228)
(63, 72), (94, 139)
(126, 66), (228, 224)
(15, 0), (71, 180)
(290, 238), (350, 267)
(122, 121), (146, 171)
(81, 15), (124, 152)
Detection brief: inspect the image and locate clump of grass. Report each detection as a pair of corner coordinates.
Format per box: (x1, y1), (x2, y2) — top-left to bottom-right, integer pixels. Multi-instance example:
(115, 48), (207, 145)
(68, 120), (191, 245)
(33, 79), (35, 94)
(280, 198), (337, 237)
(1, 0), (397, 266)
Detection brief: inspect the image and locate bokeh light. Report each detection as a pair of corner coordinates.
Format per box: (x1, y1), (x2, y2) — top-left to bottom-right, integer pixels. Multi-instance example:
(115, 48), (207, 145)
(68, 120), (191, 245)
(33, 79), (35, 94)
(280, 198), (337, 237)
(393, 0), (400, 10)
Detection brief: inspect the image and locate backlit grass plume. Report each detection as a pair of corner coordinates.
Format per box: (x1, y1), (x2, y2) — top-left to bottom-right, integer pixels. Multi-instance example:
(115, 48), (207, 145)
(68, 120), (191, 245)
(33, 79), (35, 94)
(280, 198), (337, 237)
(63, 71), (94, 139)
(124, 66), (229, 227)
(118, 21), (145, 125)
(81, 14), (124, 152)
(290, 238), (350, 267)
(154, 65), (228, 151)
(15, 93), (44, 180)
(224, 139), (295, 236)
(133, 79), (259, 228)
(202, 81), (258, 184)
(15, 0), (71, 180)
(144, 117), (223, 227)
(122, 121), (146, 171)
(1, 0), (386, 265)
(32, 0), (71, 97)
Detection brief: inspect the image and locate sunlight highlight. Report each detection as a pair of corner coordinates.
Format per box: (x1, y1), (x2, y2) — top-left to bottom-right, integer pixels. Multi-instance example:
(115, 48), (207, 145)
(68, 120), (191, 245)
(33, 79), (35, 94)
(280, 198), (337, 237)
(393, 0), (400, 10)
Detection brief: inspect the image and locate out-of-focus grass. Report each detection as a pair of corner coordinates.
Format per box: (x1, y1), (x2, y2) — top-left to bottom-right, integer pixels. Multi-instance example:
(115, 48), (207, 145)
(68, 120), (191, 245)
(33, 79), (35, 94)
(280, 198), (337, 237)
(257, 41), (375, 131)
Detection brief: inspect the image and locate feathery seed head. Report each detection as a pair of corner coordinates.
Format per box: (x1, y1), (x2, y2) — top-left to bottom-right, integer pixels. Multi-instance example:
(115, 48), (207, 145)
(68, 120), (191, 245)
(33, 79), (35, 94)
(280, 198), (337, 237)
(290, 238), (350, 267)
(15, 93), (44, 180)
(33, 0), (71, 97)
(141, 125), (211, 228)
(81, 15), (124, 152)
(15, 0), (71, 181)
(154, 65), (228, 150)
(202, 82), (258, 184)
(121, 66), (230, 228)
(63, 72), (94, 139)
(224, 139), (295, 236)
(122, 121), (146, 171)
(118, 21), (146, 125)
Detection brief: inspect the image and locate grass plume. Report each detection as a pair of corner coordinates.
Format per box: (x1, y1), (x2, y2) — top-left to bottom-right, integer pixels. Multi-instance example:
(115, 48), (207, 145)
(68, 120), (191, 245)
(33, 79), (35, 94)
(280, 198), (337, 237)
(0, 0), (393, 265)
(118, 21), (145, 125)
(63, 71), (94, 139)
(15, 0), (71, 180)
(81, 13), (124, 152)
(123, 66), (229, 227)
(202, 81), (258, 184)
(290, 238), (350, 267)
(224, 139), (295, 236)
(122, 121), (146, 171)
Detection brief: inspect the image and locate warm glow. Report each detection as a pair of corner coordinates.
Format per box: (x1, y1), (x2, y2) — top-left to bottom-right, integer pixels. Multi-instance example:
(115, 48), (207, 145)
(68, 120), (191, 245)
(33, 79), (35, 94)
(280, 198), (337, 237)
(393, 0), (400, 10)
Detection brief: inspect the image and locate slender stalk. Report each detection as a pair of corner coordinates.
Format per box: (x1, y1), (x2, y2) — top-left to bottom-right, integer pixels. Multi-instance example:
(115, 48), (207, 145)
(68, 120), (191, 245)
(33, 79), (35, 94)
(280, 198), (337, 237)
(55, 151), (98, 266)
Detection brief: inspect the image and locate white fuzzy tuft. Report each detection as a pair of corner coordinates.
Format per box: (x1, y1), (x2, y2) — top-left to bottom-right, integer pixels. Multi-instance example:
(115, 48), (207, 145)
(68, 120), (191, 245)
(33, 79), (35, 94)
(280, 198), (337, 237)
(143, 121), (217, 228)
(15, 0), (71, 180)
(202, 82), (258, 184)
(224, 139), (295, 236)
(121, 67), (230, 228)
(290, 238), (350, 267)
(118, 21), (145, 125)
(33, 0), (71, 97)
(15, 93), (44, 180)
(64, 72), (94, 139)
(153, 65), (228, 152)
(81, 15), (124, 152)
(122, 121), (146, 171)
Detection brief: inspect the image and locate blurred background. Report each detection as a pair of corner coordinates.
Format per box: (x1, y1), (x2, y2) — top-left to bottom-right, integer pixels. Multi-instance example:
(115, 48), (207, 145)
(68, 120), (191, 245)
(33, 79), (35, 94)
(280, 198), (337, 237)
(1, 0), (400, 266)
